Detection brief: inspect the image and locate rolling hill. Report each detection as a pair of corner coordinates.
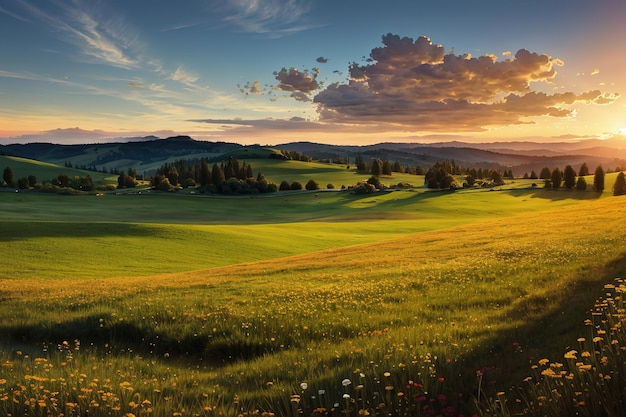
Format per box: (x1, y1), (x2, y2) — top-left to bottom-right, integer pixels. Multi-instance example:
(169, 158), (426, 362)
(2, 135), (625, 177)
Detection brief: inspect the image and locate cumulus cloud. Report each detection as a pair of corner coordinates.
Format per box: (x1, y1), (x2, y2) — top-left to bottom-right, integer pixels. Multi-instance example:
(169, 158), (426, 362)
(267, 67), (321, 101)
(310, 33), (619, 130)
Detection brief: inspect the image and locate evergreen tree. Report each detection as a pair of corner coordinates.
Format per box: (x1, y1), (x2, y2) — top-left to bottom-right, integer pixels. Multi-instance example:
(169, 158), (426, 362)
(371, 159), (383, 176)
(2, 166), (13, 186)
(539, 167), (551, 179)
(594, 165), (605, 192)
(382, 160), (392, 175)
(212, 163), (225, 185)
(578, 163), (589, 177)
(613, 172), (626, 196)
(576, 176), (587, 190)
(118, 172), (128, 189)
(199, 160), (211, 187)
(167, 166), (179, 186)
(551, 168), (562, 189)
(563, 165), (576, 189)
(392, 160), (403, 173)
(530, 170), (538, 179)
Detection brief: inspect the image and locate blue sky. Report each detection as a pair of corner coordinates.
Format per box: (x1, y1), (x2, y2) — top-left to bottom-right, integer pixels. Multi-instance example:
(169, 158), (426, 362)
(0, 0), (624, 145)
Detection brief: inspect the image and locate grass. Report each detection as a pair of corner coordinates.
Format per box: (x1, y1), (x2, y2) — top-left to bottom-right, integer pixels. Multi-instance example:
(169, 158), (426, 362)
(0, 154), (116, 186)
(1, 184), (626, 416)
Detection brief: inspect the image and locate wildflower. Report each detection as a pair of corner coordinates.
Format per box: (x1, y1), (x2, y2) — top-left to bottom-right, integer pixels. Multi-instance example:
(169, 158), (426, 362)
(343, 394), (350, 399)
(383, 372), (391, 377)
(577, 337), (586, 342)
(538, 358), (549, 366)
(581, 351), (591, 357)
(318, 390), (325, 396)
(300, 382), (308, 391)
(342, 378), (352, 387)
(564, 350), (577, 359)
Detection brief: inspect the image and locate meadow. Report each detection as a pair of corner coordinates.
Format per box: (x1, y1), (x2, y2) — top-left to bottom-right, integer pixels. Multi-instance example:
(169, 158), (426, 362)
(1, 171), (625, 416)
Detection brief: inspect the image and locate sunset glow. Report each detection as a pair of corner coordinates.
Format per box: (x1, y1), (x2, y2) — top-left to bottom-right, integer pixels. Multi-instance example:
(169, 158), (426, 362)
(0, 0), (624, 145)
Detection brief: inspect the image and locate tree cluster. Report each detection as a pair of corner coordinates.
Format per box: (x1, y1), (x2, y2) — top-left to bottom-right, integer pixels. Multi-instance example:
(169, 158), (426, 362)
(151, 157), (278, 195)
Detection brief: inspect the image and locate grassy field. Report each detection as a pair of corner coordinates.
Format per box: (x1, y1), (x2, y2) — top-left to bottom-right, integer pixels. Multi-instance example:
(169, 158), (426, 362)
(1, 171), (625, 416)
(0, 154), (116, 186)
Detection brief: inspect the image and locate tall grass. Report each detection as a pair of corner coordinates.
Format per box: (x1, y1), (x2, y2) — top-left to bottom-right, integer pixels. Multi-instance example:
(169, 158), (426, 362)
(1, 196), (626, 416)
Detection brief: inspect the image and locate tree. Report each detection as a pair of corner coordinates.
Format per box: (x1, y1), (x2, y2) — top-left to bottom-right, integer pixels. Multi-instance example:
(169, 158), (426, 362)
(530, 170), (538, 179)
(166, 166), (179, 186)
(563, 165), (576, 189)
(3, 166), (13, 186)
(290, 181), (303, 190)
(576, 176), (587, 191)
(539, 167), (551, 180)
(551, 168), (562, 189)
(199, 160), (211, 187)
(212, 163), (225, 185)
(17, 177), (29, 189)
(594, 165), (605, 192)
(28, 175), (37, 188)
(578, 163), (589, 177)
(279, 180), (291, 191)
(382, 159), (392, 175)
(305, 179), (319, 190)
(392, 160), (403, 173)
(370, 159), (383, 176)
(613, 172), (626, 196)
(489, 170), (504, 186)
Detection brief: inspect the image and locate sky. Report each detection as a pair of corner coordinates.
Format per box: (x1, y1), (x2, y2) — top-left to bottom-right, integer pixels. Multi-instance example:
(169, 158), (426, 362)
(1, 0), (625, 145)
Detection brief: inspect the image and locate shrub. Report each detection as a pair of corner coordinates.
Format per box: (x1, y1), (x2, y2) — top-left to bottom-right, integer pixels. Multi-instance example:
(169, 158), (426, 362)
(290, 181), (303, 190)
(305, 179), (319, 191)
(353, 182), (376, 194)
(279, 180), (291, 191)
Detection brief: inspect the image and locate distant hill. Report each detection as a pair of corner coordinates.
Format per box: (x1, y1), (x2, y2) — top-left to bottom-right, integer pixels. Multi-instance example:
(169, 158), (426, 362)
(1, 135), (625, 177)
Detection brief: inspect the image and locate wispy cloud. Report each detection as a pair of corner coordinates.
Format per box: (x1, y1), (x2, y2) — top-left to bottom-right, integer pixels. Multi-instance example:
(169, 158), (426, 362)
(219, 0), (319, 38)
(5, 0), (140, 69)
(168, 65), (200, 87)
(0, 4), (32, 23)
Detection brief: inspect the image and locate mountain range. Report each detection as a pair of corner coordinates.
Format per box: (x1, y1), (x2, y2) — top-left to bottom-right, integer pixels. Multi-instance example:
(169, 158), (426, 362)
(1, 135), (625, 177)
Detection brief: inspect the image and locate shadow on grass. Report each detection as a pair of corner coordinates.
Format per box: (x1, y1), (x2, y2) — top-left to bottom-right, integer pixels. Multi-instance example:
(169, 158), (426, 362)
(0, 221), (161, 242)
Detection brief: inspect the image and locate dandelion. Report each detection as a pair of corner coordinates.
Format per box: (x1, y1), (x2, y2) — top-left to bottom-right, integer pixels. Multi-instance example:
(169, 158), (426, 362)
(300, 382), (308, 391)
(538, 358), (549, 366)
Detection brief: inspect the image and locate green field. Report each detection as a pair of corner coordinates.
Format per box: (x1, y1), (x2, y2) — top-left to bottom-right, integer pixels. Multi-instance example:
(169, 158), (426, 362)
(1, 166), (625, 416)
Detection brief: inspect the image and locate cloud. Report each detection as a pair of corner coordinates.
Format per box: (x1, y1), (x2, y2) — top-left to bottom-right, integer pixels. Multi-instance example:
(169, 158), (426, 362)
(169, 65), (199, 86)
(218, 0), (318, 38)
(128, 82), (145, 89)
(189, 116), (321, 130)
(5, 0), (140, 69)
(309, 33), (619, 131)
(274, 67), (320, 95)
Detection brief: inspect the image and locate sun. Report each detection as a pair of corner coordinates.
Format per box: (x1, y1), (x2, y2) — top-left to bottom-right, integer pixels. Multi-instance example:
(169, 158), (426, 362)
(620, 127), (626, 136)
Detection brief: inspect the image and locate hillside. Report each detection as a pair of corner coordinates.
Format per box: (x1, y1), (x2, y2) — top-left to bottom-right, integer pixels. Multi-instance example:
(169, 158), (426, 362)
(2, 135), (626, 177)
